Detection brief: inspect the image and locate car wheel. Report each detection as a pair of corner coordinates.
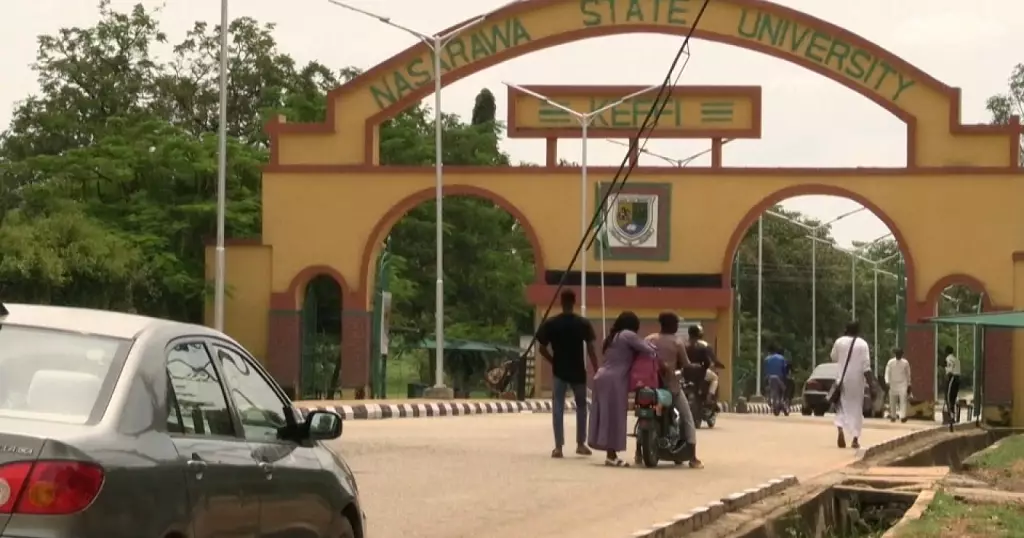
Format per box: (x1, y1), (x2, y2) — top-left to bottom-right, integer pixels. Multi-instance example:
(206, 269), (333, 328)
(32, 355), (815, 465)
(801, 406), (812, 416)
(813, 408), (826, 417)
(339, 516), (356, 538)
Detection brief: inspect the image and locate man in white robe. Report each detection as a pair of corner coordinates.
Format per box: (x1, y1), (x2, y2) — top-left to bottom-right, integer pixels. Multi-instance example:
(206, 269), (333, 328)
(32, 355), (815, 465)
(830, 321), (875, 449)
(884, 348), (912, 423)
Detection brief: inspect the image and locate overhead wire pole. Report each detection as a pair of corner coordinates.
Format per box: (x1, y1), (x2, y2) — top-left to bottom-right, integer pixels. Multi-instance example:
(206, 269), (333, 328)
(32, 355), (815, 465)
(213, 0), (229, 332)
(504, 82), (668, 326)
(328, 0), (516, 392)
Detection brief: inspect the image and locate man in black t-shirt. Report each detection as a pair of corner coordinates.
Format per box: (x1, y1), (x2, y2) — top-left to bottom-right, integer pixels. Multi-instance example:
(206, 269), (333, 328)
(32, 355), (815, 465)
(536, 289), (598, 458)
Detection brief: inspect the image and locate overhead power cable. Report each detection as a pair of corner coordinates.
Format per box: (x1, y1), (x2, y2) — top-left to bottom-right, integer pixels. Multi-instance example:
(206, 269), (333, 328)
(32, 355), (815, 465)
(514, 0), (715, 394)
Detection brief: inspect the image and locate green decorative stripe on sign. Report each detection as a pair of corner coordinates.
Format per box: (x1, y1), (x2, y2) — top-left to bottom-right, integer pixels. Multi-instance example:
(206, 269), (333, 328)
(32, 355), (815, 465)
(699, 101), (734, 123)
(537, 101), (572, 124)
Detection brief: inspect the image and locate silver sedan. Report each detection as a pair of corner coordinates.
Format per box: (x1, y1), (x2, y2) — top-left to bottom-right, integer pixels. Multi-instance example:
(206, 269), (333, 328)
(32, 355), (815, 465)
(0, 302), (364, 538)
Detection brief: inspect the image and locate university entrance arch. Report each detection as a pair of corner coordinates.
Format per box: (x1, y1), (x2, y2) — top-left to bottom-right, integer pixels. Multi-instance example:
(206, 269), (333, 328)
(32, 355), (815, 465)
(207, 0), (1024, 422)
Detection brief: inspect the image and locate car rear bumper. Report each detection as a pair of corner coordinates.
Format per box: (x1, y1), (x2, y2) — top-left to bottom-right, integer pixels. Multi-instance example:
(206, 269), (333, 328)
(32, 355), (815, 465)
(803, 392), (828, 408)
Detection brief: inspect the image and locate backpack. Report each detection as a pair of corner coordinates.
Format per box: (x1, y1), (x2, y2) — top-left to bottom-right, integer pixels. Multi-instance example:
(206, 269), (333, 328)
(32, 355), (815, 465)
(629, 354), (661, 391)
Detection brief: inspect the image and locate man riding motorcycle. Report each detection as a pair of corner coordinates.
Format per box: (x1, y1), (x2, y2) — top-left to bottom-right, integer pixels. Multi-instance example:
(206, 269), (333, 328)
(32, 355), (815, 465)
(685, 325), (724, 403)
(644, 312), (703, 468)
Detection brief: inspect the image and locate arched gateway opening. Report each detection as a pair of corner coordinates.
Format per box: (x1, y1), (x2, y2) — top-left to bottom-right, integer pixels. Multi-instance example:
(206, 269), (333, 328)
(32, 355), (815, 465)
(211, 0), (1023, 423)
(724, 189), (913, 403)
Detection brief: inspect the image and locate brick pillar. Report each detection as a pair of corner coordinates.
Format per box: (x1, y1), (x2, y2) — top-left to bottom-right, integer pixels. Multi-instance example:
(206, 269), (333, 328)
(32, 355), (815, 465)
(267, 309), (301, 396)
(341, 310), (371, 390)
(905, 324), (936, 402)
(983, 327), (1014, 406)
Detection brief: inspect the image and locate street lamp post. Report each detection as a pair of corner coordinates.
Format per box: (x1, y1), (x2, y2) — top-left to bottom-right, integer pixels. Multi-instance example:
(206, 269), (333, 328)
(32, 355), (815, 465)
(765, 207), (866, 367)
(213, 0), (229, 332)
(756, 215), (763, 396)
(503, 82), (664, 326)
(856, 233), (895, 369)
(329, 1), (507, 391)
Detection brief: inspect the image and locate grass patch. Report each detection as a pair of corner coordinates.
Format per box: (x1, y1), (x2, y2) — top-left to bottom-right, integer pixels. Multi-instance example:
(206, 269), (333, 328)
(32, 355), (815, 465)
(896, 491), (1024, 537)
(966, 434), (1024, 492)
(969, 435), (1024, 470)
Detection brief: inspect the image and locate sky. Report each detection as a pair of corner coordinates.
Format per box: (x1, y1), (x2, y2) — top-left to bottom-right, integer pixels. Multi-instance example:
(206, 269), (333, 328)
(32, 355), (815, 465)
(1, 0), (1020, 247)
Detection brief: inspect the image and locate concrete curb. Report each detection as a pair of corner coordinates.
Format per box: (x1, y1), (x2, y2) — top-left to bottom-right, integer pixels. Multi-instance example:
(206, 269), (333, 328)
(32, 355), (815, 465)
(860, 421), (978, 461)
(296, 399), (808, 420)
(628, 475), (799, 538)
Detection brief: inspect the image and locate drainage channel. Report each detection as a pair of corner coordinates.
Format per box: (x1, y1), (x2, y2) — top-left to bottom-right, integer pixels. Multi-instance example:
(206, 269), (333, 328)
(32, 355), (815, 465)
(685, 425), (1012, 538)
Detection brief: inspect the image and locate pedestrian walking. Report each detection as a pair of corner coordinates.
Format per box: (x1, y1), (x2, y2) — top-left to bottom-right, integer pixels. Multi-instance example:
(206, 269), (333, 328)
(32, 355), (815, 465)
(536, 290), (598, 458)
(829, 321), (875, 449)
(943, 345), (961, 424)
(884, 348), (911, 423)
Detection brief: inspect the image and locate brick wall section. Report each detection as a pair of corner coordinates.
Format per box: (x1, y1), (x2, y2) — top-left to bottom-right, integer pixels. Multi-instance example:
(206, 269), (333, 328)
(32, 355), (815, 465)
(341, 311), (371, 389)
(267, 310), (302, 393)
(905, 324), (936, 402)
(984, 328), (1013, 405)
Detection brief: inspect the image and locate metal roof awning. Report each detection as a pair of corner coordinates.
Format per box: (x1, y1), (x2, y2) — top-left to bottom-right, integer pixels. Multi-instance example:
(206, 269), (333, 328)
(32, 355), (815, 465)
(926, 310), (1024, 328)
(416, 339), (523, 353)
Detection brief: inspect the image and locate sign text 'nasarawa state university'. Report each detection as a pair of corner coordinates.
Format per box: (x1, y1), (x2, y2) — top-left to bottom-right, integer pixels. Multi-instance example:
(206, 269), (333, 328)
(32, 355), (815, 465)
(364, 0), (919, 113)
(507, 85), (761, 139)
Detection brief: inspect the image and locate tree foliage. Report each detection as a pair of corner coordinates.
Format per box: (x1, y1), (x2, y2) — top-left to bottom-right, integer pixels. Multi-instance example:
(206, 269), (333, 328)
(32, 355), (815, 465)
(986, 63), (1024, 165)
(0, 1), (532, 347)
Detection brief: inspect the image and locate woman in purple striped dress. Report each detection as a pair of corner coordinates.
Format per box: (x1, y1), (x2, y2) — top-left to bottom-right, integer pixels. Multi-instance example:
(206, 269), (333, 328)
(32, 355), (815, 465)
(587, 311), (655, 467)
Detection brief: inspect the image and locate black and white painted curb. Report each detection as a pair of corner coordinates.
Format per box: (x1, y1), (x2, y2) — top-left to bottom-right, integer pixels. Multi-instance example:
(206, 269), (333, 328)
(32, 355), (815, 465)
(740, 402), (804, 415)
(295, 399), (806, 420)
(628, 475), (799, 538)
(295, 399), (577, 420)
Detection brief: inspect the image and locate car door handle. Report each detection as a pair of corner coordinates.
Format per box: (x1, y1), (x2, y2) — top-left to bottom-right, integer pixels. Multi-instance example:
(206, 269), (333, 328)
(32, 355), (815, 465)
(258, 461), (273, 479)
(186, 453), (207, 480)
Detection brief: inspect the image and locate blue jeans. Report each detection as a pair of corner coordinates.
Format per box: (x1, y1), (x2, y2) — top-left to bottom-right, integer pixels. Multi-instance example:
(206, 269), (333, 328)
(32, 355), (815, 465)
(553, 378), (588, 447)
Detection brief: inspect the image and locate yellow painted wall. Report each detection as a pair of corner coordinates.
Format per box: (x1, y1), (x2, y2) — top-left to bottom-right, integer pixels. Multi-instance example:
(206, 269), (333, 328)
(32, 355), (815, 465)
(263, 169), (1023, 312)
(204, 244), (273, 361)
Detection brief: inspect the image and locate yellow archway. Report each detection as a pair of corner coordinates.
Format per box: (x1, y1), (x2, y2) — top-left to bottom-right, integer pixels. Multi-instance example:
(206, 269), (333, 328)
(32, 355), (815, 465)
(210, 0), (1024, 423)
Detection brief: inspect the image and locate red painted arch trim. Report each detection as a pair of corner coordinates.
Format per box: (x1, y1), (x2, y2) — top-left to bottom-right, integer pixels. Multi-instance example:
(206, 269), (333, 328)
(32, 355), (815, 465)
(356, 185), (546, 307)
(279, 265), (355, 310)
(720, 183), (918, 305)
(922, 273), (995, 311)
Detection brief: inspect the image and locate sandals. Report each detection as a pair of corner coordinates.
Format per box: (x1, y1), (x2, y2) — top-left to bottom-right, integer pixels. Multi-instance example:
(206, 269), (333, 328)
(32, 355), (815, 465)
(604, 457), (630, 467)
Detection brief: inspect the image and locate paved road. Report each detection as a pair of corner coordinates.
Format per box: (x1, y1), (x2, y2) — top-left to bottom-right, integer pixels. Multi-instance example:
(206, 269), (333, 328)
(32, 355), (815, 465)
(328, 412), (931, 538)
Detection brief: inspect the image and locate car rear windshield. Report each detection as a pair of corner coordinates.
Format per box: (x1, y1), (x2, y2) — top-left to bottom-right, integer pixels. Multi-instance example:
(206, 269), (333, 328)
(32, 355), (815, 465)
(810, 363), (839, 379)
(0, 324), (131, 424)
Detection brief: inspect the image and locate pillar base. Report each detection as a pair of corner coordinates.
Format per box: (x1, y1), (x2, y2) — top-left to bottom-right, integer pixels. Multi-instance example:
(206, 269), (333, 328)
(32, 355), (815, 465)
(423, 386), (455, 400)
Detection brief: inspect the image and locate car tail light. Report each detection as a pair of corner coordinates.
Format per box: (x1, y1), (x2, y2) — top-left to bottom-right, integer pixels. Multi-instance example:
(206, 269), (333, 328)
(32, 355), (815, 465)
(635, 389), (656, 407)
(0, 461), (104, 515)
(805, 380), (823, 391)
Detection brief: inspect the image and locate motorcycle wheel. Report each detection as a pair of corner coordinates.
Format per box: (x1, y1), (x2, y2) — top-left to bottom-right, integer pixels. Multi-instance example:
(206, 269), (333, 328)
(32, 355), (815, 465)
(691, 399), (703, 429)
(639, 428), (660, 468)
(705, 414), (716, 428)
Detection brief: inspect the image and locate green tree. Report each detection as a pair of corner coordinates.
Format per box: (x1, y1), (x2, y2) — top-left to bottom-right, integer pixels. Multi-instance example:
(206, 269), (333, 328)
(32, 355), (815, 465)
(1, 1), (535, 353)
(986, 63), (1023, 165)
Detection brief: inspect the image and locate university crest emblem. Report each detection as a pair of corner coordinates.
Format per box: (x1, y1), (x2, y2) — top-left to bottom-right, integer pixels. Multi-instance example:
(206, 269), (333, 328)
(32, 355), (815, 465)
(611, 195), (656, 246)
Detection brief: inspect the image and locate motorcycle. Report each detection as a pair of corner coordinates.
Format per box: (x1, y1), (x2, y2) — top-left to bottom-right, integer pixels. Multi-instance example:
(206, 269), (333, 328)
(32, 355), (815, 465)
(632, 382), (695, 468)
(681, 366), (719, 428)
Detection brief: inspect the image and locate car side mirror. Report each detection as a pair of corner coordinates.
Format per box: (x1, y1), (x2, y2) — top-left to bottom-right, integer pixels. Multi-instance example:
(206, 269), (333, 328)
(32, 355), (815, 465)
(305, 410), (342, 441)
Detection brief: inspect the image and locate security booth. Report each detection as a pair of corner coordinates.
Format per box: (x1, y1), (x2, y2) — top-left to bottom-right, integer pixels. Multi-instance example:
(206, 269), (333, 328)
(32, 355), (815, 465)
(926, 310), (1024, 427)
